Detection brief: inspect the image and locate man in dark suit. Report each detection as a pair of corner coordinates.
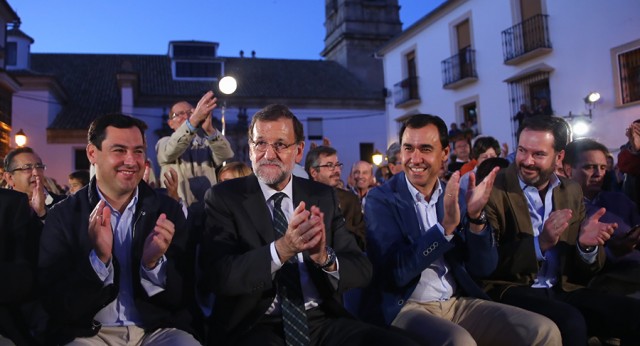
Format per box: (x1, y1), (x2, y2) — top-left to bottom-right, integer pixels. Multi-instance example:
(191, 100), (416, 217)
(484, 116), (640, 345)
(0, 189), (43, 345)
(201, 104), (420, 345)
(304, 145), (366, 250)
(362, 114), (560, 345)
(3, 147), (66, 221)
(38, 113), (199, 345)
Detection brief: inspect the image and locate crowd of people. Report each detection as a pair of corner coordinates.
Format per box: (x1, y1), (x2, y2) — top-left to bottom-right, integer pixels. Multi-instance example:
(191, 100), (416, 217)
(1, 90), (640, 346)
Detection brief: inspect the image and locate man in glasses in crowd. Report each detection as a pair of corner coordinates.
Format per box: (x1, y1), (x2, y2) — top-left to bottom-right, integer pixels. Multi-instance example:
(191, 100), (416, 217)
(305, 145), (366, 250)
(3, 146), (66, 221)
(156, 91), (234, 207)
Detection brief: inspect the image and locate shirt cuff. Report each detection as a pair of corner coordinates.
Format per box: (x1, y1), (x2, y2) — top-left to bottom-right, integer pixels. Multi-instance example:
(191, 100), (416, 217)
(577, 245), (599, 264)
(89, 249), (113, 285)
(140, 255), (167, 296)
(206, 128), (219, 141)
(436, 223), (454, 241)
(534, 235), (545, 261)
(186, 119), (198, 132)
(270, 242), (283, 275)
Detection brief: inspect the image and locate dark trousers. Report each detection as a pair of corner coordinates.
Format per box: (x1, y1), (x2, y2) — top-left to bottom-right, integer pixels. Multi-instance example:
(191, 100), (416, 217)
(235, 308), (425, 346)
(495, 286), (640, 346)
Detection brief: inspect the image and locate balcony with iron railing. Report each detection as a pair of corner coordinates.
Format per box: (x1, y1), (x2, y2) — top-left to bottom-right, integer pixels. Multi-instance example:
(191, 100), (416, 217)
(502, 14), (552, 65)
(393, 76), (420, 108)
(442, 46), (477, 89)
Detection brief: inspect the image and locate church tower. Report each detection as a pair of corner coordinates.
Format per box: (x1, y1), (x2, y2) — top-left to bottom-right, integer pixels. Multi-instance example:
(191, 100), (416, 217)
(321, 0), (402, 92)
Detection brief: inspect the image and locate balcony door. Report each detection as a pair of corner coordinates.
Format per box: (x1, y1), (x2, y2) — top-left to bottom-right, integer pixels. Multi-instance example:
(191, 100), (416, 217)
(520, 0), (543, 51)
(456, 20), (472, 78)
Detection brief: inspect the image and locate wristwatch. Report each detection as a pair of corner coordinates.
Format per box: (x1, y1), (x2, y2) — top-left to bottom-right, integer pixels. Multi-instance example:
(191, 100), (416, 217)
(316, 246), (337, 270)
(467, 210), (487, 225)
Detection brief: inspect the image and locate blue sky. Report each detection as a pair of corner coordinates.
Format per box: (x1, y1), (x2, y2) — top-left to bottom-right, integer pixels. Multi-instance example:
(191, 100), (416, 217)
(14, 0), (444, 59)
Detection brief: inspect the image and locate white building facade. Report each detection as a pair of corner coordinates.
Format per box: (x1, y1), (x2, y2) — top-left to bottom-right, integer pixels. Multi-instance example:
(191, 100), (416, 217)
(379, 0), (640, 153)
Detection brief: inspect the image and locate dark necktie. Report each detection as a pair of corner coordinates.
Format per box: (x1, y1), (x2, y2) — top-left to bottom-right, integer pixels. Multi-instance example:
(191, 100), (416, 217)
(271, 192), (310, 346)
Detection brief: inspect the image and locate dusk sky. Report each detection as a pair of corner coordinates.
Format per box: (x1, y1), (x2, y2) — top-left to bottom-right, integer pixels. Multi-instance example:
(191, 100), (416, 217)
(14, 0), (445, 59)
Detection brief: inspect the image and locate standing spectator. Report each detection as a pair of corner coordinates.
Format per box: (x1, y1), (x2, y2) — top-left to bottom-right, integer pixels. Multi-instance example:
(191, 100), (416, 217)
(448, 122), (461, 139)
(484, 116), (640, 345)
(513, 103), (534, 128)
(156, 91), (234, 207)
(200, 104), (420, 346)
(617, 119), (640, 209)
(39, 113), (199, 344)
(3, 147), (66, 221)
(68, 170), (90, 195)
(458, 136), (501, 214)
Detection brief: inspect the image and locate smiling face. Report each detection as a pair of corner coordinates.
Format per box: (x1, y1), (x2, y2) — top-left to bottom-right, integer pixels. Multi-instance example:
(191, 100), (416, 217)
(249, 118), (303, 191)
(168, 101), (194, 130)
(4, 152), (44, 198)
(401, 124), (449, 197)
(515, 128), (563, 190)
(351, 161), (373, 193)
(87, 126), (146, 203)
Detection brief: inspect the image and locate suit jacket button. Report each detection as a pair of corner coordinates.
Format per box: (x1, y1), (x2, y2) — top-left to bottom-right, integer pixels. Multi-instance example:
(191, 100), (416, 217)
(423, 250), (429, 256)
(398, 299), (404, 305)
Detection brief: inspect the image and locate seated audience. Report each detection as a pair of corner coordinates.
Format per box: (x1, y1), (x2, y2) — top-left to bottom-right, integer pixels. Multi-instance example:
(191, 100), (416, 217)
(68, 170), (90, 195)
(217, 161), (252, 182)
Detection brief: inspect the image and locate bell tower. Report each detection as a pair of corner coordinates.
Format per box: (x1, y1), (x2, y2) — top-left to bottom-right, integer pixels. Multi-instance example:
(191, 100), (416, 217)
(321, 0), (402, 92)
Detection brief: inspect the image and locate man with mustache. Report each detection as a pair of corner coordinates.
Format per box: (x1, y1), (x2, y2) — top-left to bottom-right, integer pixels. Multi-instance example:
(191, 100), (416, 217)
(484, 116), (640, 345)
(305, 145), (366, 250)
(39, 114), (199, 344)
(3, 147), (66, 221)
(200, 104), (421, 345)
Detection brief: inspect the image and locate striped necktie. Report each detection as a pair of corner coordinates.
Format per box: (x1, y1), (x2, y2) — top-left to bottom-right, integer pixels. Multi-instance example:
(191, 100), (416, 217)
(272, 192), (310, 346)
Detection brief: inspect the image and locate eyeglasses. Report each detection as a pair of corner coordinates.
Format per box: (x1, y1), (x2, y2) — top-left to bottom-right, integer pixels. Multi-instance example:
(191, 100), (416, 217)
(251, 140), (297, 154)
(170, 109), (193, 120)
(10, 163), (46, 173)
(316, 162), (344, 170)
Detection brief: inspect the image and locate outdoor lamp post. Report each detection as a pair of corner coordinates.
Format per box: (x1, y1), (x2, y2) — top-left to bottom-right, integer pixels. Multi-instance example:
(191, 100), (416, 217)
(218, 76), (238, 136)
(14, 129), (27, 147)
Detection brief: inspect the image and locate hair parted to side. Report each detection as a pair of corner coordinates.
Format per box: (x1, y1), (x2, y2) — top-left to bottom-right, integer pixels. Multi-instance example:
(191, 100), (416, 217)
(4, 146), (37, 171)
(563, 138), (610, 168)
(88, 113), (148, 150)
(248, 104), (304, 143)
(517, 116), (570, 153)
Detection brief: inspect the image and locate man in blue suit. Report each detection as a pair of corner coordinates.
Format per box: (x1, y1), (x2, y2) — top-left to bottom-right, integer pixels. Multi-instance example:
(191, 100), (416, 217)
(363, 114), (560, 345)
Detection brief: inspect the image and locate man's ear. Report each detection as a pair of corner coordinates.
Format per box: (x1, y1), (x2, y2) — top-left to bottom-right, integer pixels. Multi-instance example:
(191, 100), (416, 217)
(563, 163), (573, 178)
(3, 172), (14, 188)
(87, 144), (97, 165)
(310, 168), (318, 181)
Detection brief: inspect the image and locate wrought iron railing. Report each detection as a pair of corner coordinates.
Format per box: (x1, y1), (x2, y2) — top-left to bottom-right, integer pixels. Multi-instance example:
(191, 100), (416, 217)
(442, 46), (477, 87)
(502, 14), (551, 62)
(393, 76), (419, 106)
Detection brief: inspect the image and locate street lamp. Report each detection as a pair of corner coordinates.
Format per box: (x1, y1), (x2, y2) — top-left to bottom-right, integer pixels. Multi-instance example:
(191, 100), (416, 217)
(14, 129), (27, 147)
(218, 76), (238, 136)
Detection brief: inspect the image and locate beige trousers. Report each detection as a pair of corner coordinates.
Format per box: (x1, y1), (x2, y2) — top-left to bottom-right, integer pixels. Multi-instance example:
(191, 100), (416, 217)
(65, 326), (200, 346)
(391, 296), (562, 346)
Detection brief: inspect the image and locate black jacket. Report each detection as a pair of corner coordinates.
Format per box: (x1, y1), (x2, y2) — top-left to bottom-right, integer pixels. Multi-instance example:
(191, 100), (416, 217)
(38, 178), (194, 344)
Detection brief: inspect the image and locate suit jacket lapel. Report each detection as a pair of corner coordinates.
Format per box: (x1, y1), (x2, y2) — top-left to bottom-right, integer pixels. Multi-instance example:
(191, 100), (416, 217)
(243, 175), (276, 244)
(392, 173), (423, 241)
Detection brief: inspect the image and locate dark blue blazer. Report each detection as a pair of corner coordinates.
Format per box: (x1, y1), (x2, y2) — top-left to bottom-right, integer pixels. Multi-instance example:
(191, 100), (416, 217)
(361, 172), (497, 326)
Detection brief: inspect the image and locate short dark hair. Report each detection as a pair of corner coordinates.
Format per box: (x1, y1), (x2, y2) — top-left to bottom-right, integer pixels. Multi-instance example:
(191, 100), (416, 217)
(399, 114), (449, 149)
(563, 138), (609, 168)
(517, 116), (570, 153)
(88, 113), (148, 150)
(248, 104), (304, 143)
(304, 146), (337, 176)
(68, 170), (90, 185)
(471, 136), (501, 160)
(4, 147), (39, 172)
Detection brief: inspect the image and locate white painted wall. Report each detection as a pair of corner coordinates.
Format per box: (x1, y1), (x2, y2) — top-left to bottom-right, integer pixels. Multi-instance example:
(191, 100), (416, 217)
(382, 0), (640, 154)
